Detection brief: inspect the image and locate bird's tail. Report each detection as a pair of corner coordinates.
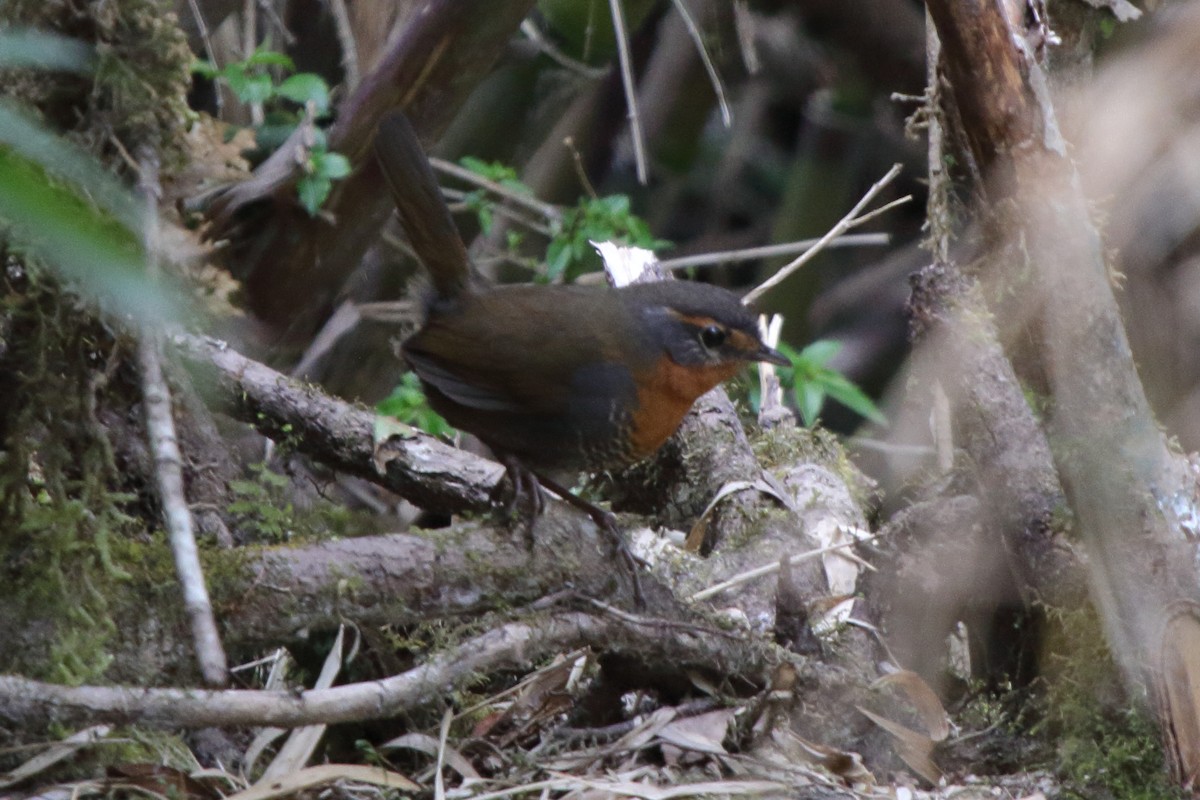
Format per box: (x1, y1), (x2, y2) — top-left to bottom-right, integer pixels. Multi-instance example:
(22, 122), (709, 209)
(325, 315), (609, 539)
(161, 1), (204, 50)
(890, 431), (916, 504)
(374, 111), (472, 300)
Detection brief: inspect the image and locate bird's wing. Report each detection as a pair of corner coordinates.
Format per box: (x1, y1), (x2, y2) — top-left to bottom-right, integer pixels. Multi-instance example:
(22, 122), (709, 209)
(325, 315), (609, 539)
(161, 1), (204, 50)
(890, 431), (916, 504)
(402, 348), (528, 413)
(402, 286), (646, 415)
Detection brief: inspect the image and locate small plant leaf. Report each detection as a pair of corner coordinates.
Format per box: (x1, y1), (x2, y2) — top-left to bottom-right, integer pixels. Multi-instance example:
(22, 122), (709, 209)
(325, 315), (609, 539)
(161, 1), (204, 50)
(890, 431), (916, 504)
(818, 372), (887, 425)
(798, 339), (841, 367)
(278, 73), (331, 114)
(297, 174), (331, 215)
(190, 58), (219, 78)
(225, 68), (274, 105)
(315, 151), (351, 179)
(245, 48), (295, 68)
(799, 382), (826, 427)
(378, 374), (454, 437)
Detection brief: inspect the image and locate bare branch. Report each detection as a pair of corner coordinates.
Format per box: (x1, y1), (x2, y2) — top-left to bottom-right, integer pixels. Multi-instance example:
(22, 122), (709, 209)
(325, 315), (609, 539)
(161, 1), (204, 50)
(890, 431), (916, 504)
(742, 164), (907, 306)
(327, 0), (361, 90)
(607, 0), (648, 184)
(0, 613), (769, 729)
(136, 150), (227, 686)
(670, 0), (731, 127)
(658, 233), (889, 271)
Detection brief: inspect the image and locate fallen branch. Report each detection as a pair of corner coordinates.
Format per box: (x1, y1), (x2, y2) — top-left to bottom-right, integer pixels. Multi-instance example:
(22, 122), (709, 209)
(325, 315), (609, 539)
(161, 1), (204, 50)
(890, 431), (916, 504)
(172, 332), (503, 515)
(137, 150), (227, 686)
(0, 612), (769, 729)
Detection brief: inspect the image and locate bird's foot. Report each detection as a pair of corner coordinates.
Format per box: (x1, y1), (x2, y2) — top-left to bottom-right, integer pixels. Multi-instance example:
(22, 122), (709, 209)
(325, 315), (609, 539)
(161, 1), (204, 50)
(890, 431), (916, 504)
(534, 473), (646, 607)
(493, 457), (545, 548)
(591, 508), (647, 608)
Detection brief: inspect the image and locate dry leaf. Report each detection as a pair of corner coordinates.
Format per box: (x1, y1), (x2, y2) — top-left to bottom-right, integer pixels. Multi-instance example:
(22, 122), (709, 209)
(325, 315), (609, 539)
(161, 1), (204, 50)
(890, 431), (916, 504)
(220, 764), (420, 800)
(0, 725), (112, 789)
(857, 705), (941, 785)
(871, 669), (951, 741)
(657, 708), (736, 761)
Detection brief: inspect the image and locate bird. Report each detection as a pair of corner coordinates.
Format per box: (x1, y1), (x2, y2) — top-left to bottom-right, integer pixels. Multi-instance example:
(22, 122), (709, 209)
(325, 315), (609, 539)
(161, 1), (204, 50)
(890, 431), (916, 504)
(373, 111), (787, 596)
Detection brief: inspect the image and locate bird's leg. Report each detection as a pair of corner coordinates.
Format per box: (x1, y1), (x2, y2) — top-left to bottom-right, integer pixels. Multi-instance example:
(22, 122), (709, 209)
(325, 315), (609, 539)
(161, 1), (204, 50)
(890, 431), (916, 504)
(494, 456), (545, 548)
(533, 472), (646, 607)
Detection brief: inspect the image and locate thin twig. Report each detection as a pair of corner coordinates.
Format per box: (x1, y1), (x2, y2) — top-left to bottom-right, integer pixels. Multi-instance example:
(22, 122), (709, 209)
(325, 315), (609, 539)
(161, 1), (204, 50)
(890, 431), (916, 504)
(742, 164), (907, 306)
(924, 8), (952, 265)
(848, 438), (935, 456)
(440, 186), (554, 236)
(242, 0), (263, 126)
(564, 136), (598, 200)
(842, 195), (912, 229)
(732, 0), (759, 74)
(430, 157), (561, 223)
(583, 598), (748, 641)
(670, 0), (731, 126)
(135, 148), (228, 686)
(690, 532), (878, 602)
(434, 707), (451, 800)
(256, 0), (296, 44)
(520, 19), (608, 78)
(607, 0), (648, 184)
(756, 314), (788, 427)
(658, 232), (890, 271)
(327, 0), (361, 91)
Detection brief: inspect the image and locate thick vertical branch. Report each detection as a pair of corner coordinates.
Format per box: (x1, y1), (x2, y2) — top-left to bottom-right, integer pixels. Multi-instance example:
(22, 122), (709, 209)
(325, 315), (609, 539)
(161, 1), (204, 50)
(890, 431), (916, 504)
(924, 0), (1200, 785)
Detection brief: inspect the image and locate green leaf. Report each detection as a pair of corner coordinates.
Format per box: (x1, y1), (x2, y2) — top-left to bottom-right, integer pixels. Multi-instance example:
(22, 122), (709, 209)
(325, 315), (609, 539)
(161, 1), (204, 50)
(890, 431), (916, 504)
(191, 59), (219, 79)
(459, 155), (489, 173)
(817, 373), (887, 425)
(314, 151), (351, 179)
(378, 374), (454, 437)
(245, 49), (295, 68)
(0, 101), (142, 231)
(277, 73), (331, 114)
(459, 156), (524, 187)
(798, 339), (841, 367)
(545, 237), (571, 280)
(0, 114), (174, 323)
(297, 174), (332, 215)
(593, 194), (630, 215)
(225, 68), (275, 105)
(798, 382), (825, 427)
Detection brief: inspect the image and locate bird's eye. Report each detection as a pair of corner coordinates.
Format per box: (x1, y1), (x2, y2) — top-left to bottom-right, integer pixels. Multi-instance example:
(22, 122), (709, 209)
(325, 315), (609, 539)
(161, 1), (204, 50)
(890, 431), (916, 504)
(699, 325), (727, 349)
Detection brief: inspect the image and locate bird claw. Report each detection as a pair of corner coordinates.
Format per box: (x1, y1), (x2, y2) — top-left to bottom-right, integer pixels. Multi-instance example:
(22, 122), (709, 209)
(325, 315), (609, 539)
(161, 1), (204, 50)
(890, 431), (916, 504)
(493, 458), (646, 607)
(533, 473), (646, 608)
(493, 458), (545, 548)
(592, 511), (647, 608)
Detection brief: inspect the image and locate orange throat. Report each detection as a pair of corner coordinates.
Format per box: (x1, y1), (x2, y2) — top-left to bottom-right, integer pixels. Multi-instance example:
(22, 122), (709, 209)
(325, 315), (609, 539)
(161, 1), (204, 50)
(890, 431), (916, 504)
(627, 358), (742, 459)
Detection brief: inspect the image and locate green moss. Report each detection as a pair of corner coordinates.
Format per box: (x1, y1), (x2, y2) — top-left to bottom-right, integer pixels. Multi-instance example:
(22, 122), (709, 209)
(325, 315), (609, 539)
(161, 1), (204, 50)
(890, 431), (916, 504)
(227, 461), (384, 545)
(4, 0), (193, 166)
(752, 423), (878, 510)
(1037, 606), (1182, 800)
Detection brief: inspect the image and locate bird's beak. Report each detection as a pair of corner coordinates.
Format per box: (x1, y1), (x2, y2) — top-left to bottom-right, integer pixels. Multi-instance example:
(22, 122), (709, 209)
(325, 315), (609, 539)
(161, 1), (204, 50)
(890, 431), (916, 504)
(755, 343), (790, 367)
